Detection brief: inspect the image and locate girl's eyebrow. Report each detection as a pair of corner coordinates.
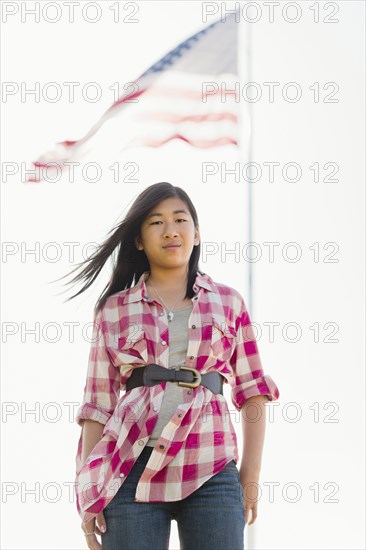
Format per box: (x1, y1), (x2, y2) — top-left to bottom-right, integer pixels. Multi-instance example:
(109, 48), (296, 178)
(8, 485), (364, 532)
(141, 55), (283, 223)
(145, 209), (189, 220)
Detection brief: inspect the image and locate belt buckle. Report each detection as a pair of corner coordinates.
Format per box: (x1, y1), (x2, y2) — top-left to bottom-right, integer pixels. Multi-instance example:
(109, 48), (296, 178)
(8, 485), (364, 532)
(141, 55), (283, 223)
(177, 366), (202, 388)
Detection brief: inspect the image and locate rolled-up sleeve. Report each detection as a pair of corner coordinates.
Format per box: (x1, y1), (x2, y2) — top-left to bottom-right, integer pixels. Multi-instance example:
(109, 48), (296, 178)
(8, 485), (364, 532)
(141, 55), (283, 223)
(75, 306), (121, 427)
(228, 295), (280, 411)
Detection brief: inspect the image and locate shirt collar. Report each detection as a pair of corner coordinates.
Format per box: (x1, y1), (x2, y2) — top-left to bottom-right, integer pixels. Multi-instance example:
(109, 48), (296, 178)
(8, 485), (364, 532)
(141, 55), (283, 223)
(123, 270), (214, 304)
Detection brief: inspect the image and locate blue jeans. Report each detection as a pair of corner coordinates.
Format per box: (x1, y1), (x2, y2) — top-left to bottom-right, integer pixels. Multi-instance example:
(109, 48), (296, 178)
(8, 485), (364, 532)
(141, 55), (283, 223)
(101, 445), (245, 550)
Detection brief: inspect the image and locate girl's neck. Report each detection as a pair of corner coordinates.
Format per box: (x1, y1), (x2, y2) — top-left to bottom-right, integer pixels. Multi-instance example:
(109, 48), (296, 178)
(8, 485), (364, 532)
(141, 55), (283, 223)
(145, 271), (192, 309)
(146, 269), (189, 293)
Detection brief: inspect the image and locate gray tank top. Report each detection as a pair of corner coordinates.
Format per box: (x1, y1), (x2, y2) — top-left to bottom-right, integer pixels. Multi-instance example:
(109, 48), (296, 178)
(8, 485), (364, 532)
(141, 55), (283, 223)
(146, 303), (193, 447)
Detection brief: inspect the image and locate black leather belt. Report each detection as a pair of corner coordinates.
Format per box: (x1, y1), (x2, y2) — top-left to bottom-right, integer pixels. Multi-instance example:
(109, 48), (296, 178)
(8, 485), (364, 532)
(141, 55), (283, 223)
(126, 363), (224, 395)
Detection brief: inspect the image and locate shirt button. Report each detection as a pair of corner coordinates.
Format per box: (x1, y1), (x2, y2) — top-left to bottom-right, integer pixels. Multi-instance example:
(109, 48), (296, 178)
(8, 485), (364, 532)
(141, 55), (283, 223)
(191, 325), (196, 329)
(187, 390), (192, 395)
(161, 340), (167, 346)
(189, 356), (194, 360)
(119, 472), (125, 478)
(138, 440), (144, 446)
(178, 413), (182, 417)
(159, 444), (164, 449)
(153, 406), (158, 411)
(160, 312), (164, 316)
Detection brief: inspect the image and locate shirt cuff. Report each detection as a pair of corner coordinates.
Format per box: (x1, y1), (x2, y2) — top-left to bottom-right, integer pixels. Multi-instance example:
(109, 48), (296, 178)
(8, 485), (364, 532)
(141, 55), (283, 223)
(75, 402), (112, 427)
(231, 374), (280, 412)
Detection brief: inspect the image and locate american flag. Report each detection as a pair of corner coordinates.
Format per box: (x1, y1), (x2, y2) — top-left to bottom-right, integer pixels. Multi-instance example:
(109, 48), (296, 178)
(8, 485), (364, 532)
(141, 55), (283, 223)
(28, 11), (243, 183)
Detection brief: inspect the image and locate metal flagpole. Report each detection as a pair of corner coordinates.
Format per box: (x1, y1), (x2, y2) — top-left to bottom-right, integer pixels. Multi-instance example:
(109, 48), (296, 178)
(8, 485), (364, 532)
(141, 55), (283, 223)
(238, 7), (253, 317)
(238, 5), (257, 548)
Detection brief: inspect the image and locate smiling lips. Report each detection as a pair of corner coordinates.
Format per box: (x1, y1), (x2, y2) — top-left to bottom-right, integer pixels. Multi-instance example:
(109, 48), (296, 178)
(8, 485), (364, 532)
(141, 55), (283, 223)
(163, 243), (180, 248)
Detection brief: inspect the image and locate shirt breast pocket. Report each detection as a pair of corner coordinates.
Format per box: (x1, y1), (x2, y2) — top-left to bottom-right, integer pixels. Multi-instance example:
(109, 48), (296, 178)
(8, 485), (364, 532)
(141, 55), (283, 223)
(117, 325), (148, 365)
(209, 316), (236, 362)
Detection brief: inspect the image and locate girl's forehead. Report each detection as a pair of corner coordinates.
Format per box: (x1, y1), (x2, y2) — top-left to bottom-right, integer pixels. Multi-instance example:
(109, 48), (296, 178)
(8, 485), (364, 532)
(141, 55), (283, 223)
(155, 197), (187, 208)
(146, 201), (191, 218)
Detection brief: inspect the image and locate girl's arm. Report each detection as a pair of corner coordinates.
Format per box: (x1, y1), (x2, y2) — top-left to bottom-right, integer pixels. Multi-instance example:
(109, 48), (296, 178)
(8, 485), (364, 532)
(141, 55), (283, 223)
(75, 307), (121, 472)
(80, 419), (105, 464)
(239, 394), (269, 526)
(239, 394), (268, 476)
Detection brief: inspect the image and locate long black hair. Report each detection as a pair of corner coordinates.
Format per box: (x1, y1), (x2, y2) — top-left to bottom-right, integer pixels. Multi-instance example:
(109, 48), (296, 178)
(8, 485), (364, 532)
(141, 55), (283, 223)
(54, 182), (203, 314)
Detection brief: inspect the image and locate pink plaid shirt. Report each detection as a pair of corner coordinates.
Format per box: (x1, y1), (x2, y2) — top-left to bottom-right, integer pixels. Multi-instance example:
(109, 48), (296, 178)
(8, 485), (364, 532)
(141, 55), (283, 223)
(74, 270), (280, 525)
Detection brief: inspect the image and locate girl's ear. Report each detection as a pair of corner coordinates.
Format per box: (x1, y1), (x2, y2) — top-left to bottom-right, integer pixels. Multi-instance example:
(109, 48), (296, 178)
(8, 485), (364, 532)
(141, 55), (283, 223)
(194, 228), (200, 246)
(135, 236), (143, 251)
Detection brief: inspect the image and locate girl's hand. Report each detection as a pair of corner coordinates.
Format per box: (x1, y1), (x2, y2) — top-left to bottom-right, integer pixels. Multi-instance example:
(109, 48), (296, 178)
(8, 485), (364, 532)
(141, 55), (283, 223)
(81, 511), (106, 549)
(239, 473), (260, 526)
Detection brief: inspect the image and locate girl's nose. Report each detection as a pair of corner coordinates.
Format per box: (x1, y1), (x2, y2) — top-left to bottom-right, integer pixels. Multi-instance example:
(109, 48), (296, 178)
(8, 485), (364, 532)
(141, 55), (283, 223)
(163, 227), (179, 237)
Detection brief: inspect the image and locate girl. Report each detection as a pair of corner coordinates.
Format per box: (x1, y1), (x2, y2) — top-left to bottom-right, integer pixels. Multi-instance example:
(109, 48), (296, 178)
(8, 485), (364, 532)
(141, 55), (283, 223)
(66, 182), (280, 550)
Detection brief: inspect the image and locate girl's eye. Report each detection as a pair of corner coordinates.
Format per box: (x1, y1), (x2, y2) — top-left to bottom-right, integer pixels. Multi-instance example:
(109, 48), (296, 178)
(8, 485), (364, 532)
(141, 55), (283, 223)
(150, 219), (187, 225)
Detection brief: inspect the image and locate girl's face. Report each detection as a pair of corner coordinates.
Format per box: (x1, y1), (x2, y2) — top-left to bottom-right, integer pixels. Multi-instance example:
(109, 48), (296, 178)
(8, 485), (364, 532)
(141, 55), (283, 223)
(136, 197), (200, 271)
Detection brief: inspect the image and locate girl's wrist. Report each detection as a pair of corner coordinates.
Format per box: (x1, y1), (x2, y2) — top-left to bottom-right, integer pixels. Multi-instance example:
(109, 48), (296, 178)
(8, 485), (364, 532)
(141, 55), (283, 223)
(239, 464), (261, 479)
